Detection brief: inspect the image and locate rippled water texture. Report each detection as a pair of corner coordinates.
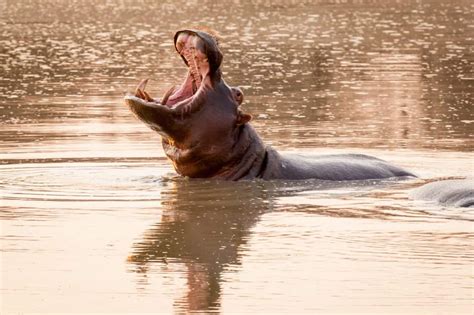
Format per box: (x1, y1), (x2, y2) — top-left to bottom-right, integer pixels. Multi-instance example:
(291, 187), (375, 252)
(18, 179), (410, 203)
(1, 0), (473, 313)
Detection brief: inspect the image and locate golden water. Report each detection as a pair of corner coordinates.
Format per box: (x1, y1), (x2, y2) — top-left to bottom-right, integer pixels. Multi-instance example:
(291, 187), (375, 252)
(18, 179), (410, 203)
(1, 0), (473, 313)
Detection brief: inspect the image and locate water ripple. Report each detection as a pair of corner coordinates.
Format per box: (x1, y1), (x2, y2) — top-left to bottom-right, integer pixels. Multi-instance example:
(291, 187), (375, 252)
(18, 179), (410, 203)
(0, 161), (173, 215)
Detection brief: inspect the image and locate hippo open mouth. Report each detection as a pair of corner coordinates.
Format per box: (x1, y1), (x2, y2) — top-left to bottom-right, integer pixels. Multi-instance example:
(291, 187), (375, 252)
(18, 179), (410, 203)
(159, 31), (211, 107)
(125, 29), (231, 142)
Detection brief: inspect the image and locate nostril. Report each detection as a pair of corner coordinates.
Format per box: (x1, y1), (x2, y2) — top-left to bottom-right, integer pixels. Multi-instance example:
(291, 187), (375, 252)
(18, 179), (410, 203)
(236, 91), (241, 97)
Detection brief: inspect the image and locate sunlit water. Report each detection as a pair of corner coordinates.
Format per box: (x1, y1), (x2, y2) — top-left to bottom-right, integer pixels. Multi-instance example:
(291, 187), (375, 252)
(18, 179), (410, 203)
(1, 0), (473, 313)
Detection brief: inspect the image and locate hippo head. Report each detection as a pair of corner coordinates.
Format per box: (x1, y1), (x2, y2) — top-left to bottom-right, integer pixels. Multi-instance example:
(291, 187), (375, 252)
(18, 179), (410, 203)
(124, 30), (254, 178)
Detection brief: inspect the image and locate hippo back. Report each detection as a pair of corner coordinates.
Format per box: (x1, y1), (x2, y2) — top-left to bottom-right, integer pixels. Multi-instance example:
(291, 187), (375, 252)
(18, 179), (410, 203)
(410, 179), (474, 207)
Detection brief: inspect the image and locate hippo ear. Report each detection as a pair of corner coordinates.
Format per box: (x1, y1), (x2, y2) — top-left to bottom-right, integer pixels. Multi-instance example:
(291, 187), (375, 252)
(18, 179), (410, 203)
(237, 112), (252, 126)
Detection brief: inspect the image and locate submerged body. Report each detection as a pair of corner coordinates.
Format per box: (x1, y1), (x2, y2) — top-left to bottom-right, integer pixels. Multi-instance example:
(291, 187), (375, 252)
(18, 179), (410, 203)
(410, 179), (474, 207)
(124, 29), (414, 181)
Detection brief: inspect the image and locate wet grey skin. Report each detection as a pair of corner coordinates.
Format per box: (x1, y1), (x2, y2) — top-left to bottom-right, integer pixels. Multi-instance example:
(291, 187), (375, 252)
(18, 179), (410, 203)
(125, 29), (415, 181)
(410, 179), (474, 208)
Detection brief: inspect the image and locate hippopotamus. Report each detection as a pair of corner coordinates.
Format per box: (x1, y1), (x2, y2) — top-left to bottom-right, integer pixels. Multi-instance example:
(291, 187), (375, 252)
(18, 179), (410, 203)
(124, 29), (414, 181)
(410, 179), (474, 207)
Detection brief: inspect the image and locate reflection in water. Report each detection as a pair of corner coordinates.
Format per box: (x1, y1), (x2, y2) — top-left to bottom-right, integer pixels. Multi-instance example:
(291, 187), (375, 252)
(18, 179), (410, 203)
(128, 180), (271, 311)
(1, 0), (473, 313)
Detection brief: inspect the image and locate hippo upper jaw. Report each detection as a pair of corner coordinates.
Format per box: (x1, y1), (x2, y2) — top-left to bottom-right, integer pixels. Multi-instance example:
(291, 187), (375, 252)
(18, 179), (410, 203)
(174, 29), (223, 81)
(159, 29), (223, 108)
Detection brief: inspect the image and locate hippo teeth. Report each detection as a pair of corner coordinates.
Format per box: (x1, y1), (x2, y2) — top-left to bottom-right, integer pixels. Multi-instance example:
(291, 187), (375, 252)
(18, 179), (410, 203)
(182, 47), (202, 92)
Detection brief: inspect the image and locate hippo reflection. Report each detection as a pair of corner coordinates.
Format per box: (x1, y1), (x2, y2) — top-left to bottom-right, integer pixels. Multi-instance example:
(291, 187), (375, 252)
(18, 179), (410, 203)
(128, 179), (272, 311)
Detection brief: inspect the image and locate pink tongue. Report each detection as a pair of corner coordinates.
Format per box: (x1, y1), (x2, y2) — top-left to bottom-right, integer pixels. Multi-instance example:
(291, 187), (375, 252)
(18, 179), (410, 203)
(165, 78), (193, 106)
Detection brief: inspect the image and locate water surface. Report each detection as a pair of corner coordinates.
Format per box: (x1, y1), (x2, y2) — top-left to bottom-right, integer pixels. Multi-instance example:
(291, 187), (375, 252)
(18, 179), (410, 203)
(1, 0), (473, 313)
